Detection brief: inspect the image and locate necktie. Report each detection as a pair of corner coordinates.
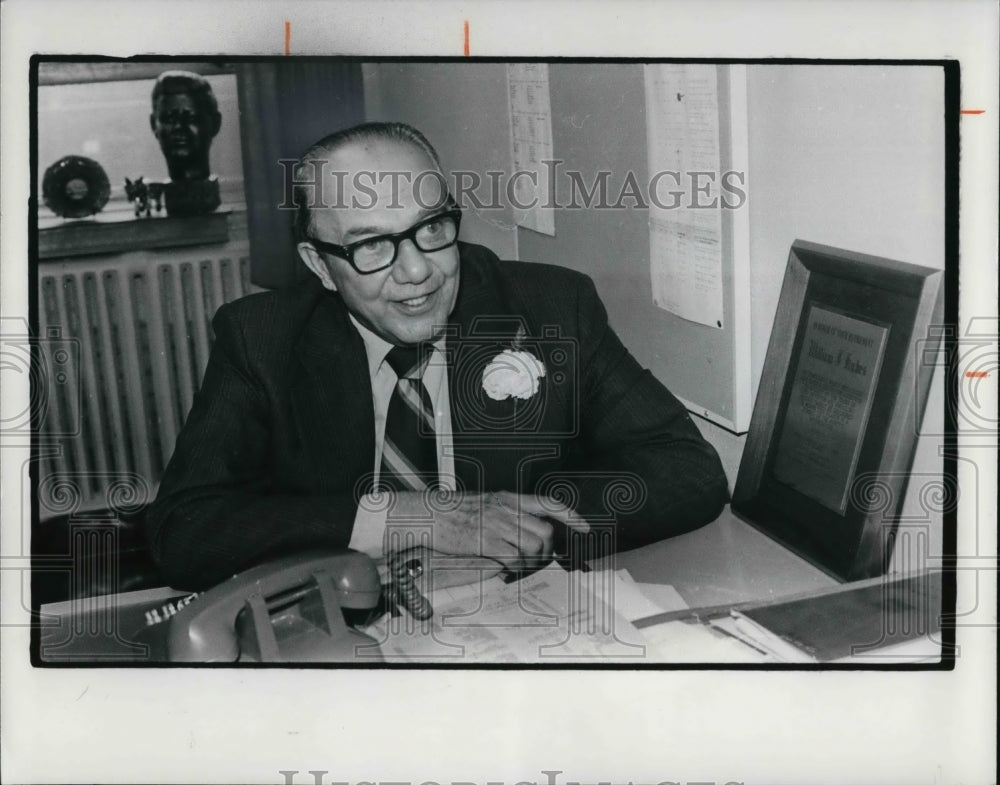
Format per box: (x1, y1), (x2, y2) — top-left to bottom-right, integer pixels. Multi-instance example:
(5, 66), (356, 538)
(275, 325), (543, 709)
(379, 344), (438, 492)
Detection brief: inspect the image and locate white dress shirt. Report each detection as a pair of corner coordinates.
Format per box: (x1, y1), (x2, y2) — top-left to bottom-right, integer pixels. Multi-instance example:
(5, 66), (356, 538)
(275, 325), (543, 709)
(346, 315), (456, 556)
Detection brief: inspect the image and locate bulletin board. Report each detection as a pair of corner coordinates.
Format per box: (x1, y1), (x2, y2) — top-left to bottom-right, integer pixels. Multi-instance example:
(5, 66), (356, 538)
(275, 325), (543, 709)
(516, 63), (752, 433)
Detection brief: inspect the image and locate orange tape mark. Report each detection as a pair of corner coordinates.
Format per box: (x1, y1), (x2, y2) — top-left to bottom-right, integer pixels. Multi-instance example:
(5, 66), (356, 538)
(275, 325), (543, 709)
(965, 371), (989, 378)
(960, 109), (985, 114)
(285, 21), (291, 55)
(463, 20), (470, 56)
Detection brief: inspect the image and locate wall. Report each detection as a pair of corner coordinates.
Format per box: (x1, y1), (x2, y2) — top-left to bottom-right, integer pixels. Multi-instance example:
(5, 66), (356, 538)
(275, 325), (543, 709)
(515, 64), (744, 431)
(363, 61), (947, 574)
(362, 62), (518, 259)
(747, 66), (945, 385)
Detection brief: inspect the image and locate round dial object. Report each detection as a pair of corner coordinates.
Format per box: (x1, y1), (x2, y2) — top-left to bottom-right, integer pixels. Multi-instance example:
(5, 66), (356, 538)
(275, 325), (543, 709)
(42, 155), (111, 219)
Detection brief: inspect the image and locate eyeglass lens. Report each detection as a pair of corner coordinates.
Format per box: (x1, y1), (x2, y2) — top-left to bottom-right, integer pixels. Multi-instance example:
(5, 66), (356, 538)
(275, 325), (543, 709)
(353, 214), (458, 271)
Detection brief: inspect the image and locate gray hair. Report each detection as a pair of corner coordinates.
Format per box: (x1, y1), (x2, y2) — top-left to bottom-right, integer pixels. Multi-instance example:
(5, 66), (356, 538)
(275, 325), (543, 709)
(291, 121), (444, 242)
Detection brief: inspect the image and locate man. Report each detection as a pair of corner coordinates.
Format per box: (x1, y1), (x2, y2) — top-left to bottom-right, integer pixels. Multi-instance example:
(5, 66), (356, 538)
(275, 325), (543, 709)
(146, 122), (728, 591)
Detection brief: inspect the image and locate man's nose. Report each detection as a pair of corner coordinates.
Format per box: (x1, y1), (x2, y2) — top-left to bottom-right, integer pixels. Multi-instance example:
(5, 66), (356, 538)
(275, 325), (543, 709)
(163, 113), (193, 132)
(392, 239), (433, 284)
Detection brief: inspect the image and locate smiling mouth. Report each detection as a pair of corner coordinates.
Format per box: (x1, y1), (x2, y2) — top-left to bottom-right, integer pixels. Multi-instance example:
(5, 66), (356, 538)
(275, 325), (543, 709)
(395, 289), (438, 311)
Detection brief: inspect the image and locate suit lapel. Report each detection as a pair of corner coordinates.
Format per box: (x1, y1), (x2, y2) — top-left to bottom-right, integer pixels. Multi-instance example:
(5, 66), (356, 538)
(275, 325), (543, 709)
(447, 252), (545, 493)
(291, 292), (376, 494)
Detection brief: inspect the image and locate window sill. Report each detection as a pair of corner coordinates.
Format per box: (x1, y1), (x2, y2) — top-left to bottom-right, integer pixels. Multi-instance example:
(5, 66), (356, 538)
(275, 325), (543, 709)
(38, 210), (232, 260)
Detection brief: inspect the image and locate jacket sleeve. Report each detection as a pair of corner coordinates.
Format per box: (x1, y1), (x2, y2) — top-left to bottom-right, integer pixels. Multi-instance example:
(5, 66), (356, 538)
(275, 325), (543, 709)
(144, 304), (359, 590)
(559, 274), (730, 555)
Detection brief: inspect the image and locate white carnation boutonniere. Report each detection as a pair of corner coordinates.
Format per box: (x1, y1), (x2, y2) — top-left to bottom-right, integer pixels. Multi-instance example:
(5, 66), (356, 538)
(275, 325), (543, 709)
(481, 328), (546, 401)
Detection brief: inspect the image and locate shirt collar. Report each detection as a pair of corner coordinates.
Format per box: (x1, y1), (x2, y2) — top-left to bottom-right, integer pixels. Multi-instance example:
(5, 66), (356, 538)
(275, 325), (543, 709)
(349, 314), (445, 378)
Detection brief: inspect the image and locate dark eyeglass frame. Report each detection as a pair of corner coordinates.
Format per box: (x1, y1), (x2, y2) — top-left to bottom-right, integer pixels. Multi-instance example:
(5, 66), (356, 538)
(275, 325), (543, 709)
(307, 207), (463, 275)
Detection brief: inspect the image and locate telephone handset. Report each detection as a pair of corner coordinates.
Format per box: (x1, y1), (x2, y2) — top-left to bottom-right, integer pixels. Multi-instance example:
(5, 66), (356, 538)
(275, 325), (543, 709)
(165, 550), (384, 663)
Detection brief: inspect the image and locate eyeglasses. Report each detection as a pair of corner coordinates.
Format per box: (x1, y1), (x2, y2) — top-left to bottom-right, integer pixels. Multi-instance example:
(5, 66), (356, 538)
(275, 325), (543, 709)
(308, 208), (462, 275)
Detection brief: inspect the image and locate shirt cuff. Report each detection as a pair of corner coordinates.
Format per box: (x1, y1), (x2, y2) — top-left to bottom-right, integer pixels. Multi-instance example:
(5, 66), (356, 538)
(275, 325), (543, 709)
(347, 494), (389, 557)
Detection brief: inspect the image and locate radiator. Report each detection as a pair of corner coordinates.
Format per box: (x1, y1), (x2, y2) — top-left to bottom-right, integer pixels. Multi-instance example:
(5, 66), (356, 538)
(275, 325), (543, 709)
(37, 247), (253, 519)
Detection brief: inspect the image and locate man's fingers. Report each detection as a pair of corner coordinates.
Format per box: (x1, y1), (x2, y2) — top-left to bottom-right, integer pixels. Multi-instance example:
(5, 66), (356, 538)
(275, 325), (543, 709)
(492, 490), (590, 531)
(479, 532), (536, 568)
(509, 519), (552, 557)
(478, 501), (553, 564)
(484, 506), (552, 555)
(424, 491), (581, 567)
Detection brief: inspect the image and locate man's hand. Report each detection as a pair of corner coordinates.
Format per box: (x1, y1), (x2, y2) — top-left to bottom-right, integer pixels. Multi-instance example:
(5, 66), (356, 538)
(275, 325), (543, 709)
(387, 489), (587, 571)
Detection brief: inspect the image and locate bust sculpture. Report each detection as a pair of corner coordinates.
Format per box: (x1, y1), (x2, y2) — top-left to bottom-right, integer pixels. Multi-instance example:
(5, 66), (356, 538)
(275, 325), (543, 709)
(149, 71), (222, 216)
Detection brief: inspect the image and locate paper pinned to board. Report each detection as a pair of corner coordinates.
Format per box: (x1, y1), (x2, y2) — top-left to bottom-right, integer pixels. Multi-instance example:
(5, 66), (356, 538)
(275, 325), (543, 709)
(644, 64), (725, 329)
(507, 63), (556, 236)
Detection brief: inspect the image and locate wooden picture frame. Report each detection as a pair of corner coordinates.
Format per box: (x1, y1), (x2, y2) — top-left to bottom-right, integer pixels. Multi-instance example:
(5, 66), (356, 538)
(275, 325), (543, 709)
(732, 239), (945, 582)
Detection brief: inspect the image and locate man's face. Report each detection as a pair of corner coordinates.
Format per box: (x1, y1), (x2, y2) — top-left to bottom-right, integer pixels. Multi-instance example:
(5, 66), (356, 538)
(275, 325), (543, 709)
(150, 92), (213, 161)
(298, 139), (460, 347)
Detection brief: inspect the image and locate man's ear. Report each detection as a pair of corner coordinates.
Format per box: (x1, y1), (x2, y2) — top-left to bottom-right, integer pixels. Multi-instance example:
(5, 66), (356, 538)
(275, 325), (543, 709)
(297, 242), (338, 291)
(209, 110), (222, 138)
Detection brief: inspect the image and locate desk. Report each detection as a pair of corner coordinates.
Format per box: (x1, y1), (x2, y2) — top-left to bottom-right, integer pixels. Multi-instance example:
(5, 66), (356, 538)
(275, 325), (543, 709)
(38, 508), (918, 663)
(599, 507), (838, 607)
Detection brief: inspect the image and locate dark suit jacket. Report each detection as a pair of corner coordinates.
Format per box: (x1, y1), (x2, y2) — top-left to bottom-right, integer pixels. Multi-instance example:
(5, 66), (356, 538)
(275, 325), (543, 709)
(147, 242), (728, 589)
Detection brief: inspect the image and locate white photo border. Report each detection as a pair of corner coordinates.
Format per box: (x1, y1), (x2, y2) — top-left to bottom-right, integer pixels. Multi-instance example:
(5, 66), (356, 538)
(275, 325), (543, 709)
(2, 2), (996, 783)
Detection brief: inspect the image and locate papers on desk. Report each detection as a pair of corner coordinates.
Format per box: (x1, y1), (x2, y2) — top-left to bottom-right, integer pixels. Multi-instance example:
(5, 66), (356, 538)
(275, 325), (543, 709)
(734, 571), (944, 663)
(365, 564), (767, 664)
(365, 565), (943, 664)
(707, 611), (815, 663)
(637, 571), (945, 664)
(611, 569), (689, 621)
(367, 564), (653, 663)
(639, 620), (773, 663)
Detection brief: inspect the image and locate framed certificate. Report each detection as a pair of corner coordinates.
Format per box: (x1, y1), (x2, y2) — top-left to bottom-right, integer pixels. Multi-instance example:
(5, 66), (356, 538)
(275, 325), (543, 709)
(732, 240), (945, 581)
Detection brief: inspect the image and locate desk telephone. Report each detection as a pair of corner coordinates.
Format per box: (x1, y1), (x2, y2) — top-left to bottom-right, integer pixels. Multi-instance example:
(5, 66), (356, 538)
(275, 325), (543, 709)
(156, 550), (391, 663)
(150, 548), (500, 662)
(138, 500), (578, 661)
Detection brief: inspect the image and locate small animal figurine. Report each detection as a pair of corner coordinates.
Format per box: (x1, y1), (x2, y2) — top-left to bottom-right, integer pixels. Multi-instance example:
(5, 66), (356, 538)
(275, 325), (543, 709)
(125, 176), (164, 217)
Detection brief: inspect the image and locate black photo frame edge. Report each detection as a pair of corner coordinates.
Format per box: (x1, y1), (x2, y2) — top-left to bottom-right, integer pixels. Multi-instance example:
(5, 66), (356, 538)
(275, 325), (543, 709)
(731, 238), (946, 582)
